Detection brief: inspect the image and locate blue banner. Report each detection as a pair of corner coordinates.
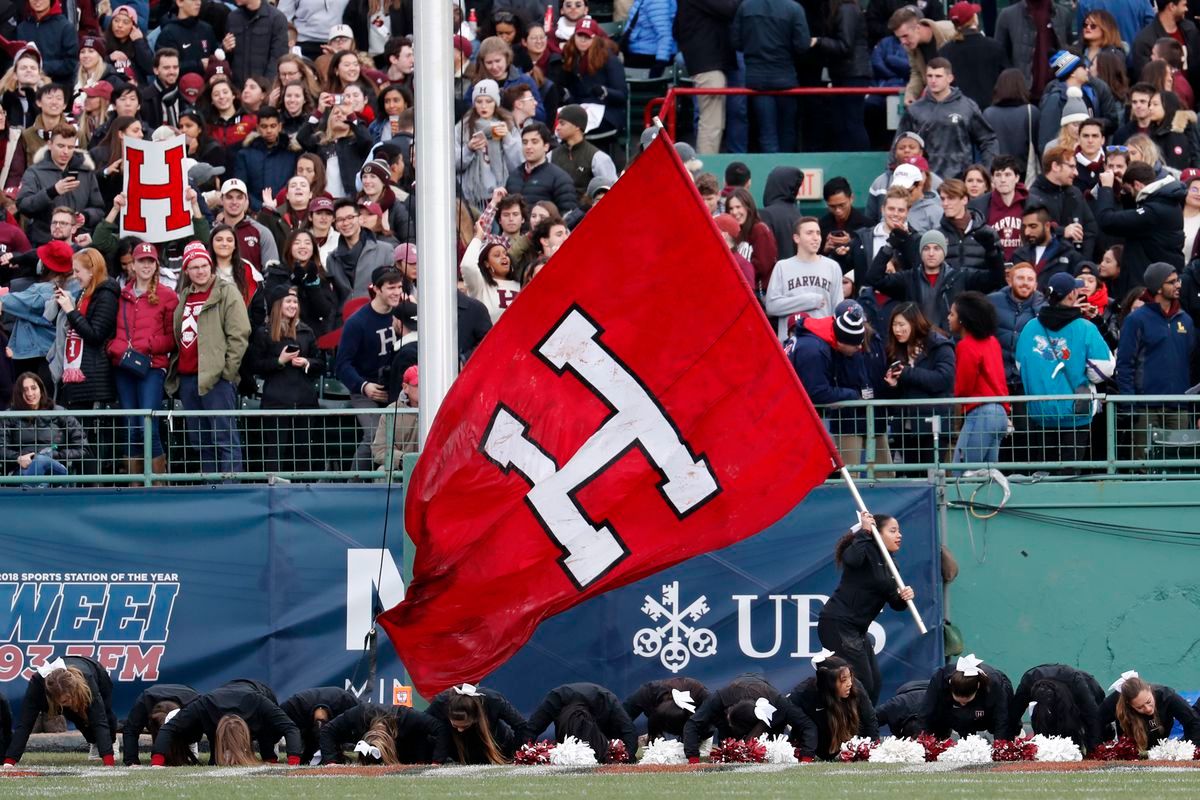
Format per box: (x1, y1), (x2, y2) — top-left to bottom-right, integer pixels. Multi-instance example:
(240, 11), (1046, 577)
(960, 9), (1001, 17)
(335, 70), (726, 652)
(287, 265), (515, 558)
(0, 486), (405, 715)
(483, 484), (943, 714)
(0, 484), (941, 722)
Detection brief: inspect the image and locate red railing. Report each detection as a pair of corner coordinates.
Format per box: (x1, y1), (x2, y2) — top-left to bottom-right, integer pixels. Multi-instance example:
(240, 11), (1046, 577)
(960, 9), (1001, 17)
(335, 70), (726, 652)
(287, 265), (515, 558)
(646, 86), (905, 141)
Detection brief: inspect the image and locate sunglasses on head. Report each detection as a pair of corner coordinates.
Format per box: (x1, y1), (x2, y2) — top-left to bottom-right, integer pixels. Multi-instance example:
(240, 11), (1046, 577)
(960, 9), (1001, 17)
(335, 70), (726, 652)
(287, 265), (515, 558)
(1105, 145), (1130, 154)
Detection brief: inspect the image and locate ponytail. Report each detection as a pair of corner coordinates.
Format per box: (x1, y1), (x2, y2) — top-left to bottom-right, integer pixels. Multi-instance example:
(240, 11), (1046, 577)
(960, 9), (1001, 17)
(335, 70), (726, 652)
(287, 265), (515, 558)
(1116, 677), (1152, 752)
(834, 514), (895, 569)
(214, 714), (258, 766)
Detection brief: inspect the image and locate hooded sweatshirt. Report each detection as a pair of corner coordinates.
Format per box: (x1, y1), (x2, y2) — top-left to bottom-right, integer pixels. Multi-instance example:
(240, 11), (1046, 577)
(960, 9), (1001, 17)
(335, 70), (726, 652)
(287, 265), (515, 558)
(758, 166), (803, 260)
(1016, 304), (1114, 427)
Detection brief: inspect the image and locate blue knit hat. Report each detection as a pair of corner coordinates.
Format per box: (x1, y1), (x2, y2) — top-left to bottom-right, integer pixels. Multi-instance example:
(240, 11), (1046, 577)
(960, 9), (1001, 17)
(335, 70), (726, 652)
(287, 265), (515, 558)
(1050, 50), (1082, 80)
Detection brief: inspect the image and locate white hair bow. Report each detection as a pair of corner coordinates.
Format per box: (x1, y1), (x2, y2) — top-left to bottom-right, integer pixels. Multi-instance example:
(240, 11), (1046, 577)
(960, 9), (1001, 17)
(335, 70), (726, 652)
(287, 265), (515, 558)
(164, 708), (181, 725)
(354, 740), (382, 760)
(811, 648), (836, 669)
(671, 689), (696, 714)
(1108, 670), (1139, 694)
(754, 697), (776, 726)
(453, 683), (482, 697)
(36, 657), (67, 679)
(955, 654), (984, 677)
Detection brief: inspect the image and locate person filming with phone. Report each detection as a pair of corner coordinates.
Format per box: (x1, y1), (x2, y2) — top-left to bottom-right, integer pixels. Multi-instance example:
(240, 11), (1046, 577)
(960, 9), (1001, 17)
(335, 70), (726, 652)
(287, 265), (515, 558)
(16, 123), (105, 247)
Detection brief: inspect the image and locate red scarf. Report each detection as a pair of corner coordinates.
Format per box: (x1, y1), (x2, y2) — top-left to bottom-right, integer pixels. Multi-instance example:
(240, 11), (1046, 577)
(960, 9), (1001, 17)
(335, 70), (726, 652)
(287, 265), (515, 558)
(1088, 283), (1109, 311)
(62, 293), (90, 384)
(1029, 0), (1055, 101)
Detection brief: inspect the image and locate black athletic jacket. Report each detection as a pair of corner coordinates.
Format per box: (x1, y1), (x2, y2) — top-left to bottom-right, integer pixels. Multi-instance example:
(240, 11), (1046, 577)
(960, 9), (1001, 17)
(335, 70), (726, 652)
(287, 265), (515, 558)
(820, 531), (909, 631)
(122, 683), (199, 765)
(426, 686), (527, 763)
(151, 682), (301, 765)
(280, 687), (360, 762)
(1009, 664), (1103, 750)
(317, 703), (441, 765)
(919, 661), (1013, 739)
(1099, 684), (1200, 748)
(0, 693), (11, 762)
(789, 676), (880, 760)
(524, 682), (639, 758)
(682, 675), (817, 760)
(623, 677), (711, 740)
(876, 679), (927, 738)
(6, 656), (115, 764)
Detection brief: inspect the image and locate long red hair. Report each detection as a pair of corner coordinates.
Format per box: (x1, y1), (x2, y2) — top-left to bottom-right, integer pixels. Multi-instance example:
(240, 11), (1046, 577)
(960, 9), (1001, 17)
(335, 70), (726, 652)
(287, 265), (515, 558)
(562, 34), (618, 75)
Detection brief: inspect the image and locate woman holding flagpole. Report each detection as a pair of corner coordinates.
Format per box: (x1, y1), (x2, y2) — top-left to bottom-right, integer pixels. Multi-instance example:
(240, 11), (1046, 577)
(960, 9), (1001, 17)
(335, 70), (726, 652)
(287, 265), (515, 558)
(623, 677), (710, 743)
(425, 683), (527, 764)
(3, 656), (118, 767)
(817, 510), (915, 705)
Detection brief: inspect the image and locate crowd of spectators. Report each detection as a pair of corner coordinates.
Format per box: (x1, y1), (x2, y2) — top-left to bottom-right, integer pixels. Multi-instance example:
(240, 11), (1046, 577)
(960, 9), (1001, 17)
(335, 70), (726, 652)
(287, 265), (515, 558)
(0, 0), (1198, 480)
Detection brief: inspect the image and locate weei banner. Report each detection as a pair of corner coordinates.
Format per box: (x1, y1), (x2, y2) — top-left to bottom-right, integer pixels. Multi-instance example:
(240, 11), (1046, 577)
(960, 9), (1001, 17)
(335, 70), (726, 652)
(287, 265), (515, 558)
(0, 484), (940, 719)
(120, 134), (194, 243)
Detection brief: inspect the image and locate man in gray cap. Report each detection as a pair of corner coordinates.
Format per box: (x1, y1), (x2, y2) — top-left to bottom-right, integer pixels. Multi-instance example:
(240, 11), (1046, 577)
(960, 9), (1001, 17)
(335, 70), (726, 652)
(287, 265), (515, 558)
(551, 104), (617, 195)
(865, 227), (1006, 329)
(1116, 262), (1196, 458)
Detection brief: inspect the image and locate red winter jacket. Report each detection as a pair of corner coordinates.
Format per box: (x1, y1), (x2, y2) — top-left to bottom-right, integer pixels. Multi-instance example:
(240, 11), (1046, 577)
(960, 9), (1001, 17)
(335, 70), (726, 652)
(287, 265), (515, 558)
(106, 283), (180, 370)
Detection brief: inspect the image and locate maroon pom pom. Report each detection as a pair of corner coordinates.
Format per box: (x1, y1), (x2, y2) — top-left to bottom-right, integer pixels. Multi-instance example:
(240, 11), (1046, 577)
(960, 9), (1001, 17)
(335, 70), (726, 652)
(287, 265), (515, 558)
(513, 741), (555, 765)
(991, 736), (1037, 762)
(917, 733), (954, 762)
(708, 738), (767, 763)
(1087, 737), (1139, 761)
(605, 740), (630, 764)
(837, 739), (874, 762)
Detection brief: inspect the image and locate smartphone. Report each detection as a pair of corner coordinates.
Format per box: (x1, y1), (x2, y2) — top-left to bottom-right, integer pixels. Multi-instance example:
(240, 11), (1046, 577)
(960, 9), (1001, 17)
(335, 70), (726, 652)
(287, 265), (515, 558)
(65, 170), (79, 181)
(888, 360), (903, 372)
(283, 345), (300, 354)
(333, 94), (344, 105)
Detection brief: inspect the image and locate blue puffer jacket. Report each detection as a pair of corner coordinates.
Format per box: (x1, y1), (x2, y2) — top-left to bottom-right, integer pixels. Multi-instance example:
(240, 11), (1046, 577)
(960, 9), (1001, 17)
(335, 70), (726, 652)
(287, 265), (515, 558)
(16, 1), (78, 85)
(234, 132), (302, 211)
(0, 281), (57, 360)
(626, 0), (678, 63)
(1116, 300), (1196, 396)
(989, 287), (1047, 389)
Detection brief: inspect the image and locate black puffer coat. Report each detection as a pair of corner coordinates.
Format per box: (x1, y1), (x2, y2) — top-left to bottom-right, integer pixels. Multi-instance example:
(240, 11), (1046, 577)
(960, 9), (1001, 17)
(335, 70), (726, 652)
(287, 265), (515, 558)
(57, 278), (119, 406)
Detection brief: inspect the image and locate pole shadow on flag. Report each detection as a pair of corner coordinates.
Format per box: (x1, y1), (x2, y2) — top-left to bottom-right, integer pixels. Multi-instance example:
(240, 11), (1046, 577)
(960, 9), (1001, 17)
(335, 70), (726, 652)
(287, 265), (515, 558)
(380, 130), (922, 697)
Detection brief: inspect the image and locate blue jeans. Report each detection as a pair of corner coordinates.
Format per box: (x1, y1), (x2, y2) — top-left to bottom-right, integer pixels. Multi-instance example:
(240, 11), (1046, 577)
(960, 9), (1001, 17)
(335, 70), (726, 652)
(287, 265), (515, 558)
(115, 368), (167, 458)
(179, 375), (243, 476)
(20, 454), (68, 478)
(750, 94), (797, 153)
(723, 54), (749, 153)
(954, 403), (1010, 465)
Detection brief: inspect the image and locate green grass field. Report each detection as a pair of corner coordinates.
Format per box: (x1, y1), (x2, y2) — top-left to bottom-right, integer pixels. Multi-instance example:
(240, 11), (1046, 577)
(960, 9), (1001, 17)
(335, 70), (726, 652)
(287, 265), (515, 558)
(6, 755), (1200, 800)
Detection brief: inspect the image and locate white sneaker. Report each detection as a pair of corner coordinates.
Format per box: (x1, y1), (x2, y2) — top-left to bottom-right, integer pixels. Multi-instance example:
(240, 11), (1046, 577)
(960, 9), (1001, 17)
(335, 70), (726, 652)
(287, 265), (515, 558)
(88, 744), (100, 760)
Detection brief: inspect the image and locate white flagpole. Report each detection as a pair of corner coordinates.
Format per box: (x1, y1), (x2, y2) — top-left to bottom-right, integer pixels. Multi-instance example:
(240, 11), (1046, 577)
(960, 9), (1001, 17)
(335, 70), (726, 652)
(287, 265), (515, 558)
(413, 0), (459, 444)
(839, 467), (928, 635)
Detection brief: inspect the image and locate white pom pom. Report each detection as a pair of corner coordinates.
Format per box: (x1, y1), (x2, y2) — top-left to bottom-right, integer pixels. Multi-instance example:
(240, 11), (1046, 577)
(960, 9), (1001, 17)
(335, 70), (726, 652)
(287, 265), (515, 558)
(1147, 739), (1197, 761)
(640, 738), (686, 765)
(869, 737), (926, 764)
(1066, 86), (1083, 99)
(940, 734), (994, 764)
(548, 736), (598, 766)
(756, 734), (798, 764)
(214, 48), (225, 61)
(1030, 734), (1083, 762)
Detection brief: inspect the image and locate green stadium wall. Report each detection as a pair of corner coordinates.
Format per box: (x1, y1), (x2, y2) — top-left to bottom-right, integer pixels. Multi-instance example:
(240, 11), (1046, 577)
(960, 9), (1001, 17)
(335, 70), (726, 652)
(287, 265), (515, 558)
(697, 153), (889, 215)
(944, 480), (1200, 692)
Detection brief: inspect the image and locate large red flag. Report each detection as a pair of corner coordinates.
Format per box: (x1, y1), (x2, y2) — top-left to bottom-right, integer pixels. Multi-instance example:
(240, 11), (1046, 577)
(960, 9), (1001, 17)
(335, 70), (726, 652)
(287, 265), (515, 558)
(380, 132), (841, 695)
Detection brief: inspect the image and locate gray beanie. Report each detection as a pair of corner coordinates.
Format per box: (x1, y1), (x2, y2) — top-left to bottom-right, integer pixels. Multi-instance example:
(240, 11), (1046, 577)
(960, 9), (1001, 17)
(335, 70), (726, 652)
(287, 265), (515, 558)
(920, 229), (948, 253)
(473, 79), (501, 105)
(1143, 262), (1176, 296)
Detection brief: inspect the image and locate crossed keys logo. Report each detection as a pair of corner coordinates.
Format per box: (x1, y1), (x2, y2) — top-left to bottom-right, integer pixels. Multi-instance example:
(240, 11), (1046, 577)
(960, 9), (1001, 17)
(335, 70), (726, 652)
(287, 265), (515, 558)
(482, 306), (721, 590)
(633, 581), (717, 672)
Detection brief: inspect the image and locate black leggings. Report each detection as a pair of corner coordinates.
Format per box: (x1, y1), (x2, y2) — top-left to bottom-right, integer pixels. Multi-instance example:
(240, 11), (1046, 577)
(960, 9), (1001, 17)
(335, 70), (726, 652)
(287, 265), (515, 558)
(817, 617), (882, 705)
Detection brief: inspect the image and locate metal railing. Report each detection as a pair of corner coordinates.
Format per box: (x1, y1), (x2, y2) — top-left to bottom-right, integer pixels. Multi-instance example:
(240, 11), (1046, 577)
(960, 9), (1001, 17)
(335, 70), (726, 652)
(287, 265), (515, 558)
(645, 86), (904, 142)
(3, 395), (1200, 486)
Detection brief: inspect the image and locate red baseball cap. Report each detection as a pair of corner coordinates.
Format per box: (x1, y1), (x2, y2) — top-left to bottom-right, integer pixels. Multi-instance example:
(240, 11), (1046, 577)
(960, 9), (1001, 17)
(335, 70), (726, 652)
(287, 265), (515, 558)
(903, 155), (931, 173)
(574, 16), (601, 37)
(948, 2), (982, 26)
(310, 197), (334, 213)
(133, 242), (158, 261)
(83, 80), (113, 100)
(713, 214), (740, 238)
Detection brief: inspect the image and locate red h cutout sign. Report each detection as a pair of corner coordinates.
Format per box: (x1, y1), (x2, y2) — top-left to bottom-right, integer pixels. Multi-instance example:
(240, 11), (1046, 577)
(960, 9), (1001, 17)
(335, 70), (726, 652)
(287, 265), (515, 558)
(121, 136), (193, 242)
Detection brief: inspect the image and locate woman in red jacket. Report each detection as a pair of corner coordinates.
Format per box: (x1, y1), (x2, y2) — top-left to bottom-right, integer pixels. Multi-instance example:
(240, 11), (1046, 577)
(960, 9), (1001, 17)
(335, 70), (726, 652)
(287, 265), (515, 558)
(107, 242), (179, 477)
(726, 187), (778, 295)
(947, 291), (1010, 466)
